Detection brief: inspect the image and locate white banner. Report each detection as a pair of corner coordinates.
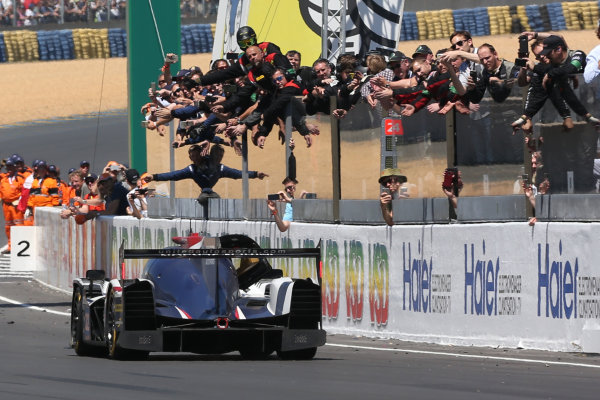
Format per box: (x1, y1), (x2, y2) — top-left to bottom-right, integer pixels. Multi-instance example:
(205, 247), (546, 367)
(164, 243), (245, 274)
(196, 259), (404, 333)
(34, 208), (600, 352)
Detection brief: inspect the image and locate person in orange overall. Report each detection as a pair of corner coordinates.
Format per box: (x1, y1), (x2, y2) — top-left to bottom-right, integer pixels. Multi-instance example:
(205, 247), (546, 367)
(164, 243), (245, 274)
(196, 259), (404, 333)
(0, 159), (26, 254)
(24, 161), (57, 225)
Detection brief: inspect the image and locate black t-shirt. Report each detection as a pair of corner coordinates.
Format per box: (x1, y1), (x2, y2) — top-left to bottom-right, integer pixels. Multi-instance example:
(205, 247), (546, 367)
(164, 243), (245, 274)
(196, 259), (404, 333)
(104, 182), (129, 216)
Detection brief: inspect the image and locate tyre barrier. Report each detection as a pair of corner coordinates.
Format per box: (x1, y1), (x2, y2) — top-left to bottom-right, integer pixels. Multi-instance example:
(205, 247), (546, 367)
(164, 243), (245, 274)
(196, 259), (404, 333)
(0, 23), (214, 63)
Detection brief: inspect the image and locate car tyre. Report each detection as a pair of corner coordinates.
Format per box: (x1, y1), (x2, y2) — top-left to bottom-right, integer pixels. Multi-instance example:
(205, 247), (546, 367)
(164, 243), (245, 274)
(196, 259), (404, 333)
(277, 347), (317, 360)
(106, 289), (149, 361)
(71, 286), (99, 356)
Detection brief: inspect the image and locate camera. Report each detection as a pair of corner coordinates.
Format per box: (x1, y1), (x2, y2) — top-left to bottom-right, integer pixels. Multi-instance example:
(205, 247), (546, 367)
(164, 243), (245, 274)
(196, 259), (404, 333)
(226, 52), (238, 61)
(514, 58), (527, 68)
(518, 35), (529, 58)
(267, 194), (280, 201)
(470, 70), (478, 83)
(223, 84), (238, 95)
(443, 168), (459, 189)
(165, 54), (179, 64)
(180, 120), (196, 129)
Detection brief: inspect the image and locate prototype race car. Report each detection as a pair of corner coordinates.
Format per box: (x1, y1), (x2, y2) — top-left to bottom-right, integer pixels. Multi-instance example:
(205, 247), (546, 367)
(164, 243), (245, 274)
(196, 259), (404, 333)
(70, 234), (325, 360)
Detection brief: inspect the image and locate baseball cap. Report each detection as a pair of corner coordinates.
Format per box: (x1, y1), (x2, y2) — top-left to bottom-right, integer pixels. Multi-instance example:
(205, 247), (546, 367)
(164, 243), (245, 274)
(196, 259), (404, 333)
(174, 69), (191, 80)
(412, 44), (432, 58)
(84, 173), (98, 183)
(125, 168), (140, 184)
(388, 51), (408, 63)
(540, 35), (567, 56)
(68, 168), (76, 174)
(80, 160), (90, 167)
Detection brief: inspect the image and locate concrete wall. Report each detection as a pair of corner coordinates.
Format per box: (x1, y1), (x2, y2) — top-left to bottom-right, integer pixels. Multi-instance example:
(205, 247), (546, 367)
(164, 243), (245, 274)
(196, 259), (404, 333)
(34, 207), (600, 353)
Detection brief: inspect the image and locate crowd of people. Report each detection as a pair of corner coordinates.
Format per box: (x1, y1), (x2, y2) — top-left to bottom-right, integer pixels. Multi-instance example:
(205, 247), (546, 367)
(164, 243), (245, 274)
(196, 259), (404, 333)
(0, 0), (217, 27)
(0, 156), (154, 253)
(3, 23), (600, 245)
(0, 0), (127, 27)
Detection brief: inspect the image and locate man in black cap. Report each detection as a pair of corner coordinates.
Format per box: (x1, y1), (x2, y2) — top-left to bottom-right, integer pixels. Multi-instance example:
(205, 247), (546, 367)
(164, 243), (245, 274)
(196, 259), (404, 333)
(388, 51), (412, 81)
(412, 44), (434, 65)
(537, 34), (599, 125)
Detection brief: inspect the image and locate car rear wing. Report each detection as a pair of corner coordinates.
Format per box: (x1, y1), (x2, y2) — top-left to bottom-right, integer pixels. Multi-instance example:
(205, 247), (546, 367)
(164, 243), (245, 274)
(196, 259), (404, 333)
(118, 242), (323, 286)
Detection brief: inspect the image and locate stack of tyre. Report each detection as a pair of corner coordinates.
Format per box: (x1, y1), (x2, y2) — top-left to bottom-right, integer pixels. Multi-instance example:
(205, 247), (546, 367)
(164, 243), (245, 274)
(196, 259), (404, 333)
(562, 1), (599, 30)
(2, 30), (38, 62)
(415, 9), (454, 40)
(108, 28), (126, 58)
(72, 28), (109, 59)
(181, 24), (213, 54)
(37, 30), (74, 61)
(400, 12), (418, 41)
(452, 8), (490, 37)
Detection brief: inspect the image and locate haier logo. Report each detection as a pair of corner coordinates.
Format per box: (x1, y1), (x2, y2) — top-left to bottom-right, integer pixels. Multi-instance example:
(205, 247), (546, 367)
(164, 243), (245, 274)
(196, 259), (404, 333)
(464, 241), (499, 316)
(402, 241), (431, 312)
(537, 241), (578, 319)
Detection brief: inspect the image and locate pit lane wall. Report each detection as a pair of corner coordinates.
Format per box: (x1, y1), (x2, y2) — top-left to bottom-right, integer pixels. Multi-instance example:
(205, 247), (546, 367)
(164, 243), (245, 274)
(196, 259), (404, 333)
(34, 207), (600, 353)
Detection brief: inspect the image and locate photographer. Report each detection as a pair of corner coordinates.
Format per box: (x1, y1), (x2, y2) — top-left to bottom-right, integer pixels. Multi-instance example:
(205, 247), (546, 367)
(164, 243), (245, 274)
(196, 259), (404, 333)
(442, 168), (463, 220)
(266, 176), (309, 232)
(466, 43), (517, 104)
(378, 168), (408, 226)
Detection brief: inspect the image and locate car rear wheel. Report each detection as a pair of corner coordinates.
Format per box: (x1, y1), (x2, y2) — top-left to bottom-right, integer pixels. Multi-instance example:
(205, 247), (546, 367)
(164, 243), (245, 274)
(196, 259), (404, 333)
(277, 347), (317, 360)
(106, 289), (149, 361)
(71, 287), (103, 356)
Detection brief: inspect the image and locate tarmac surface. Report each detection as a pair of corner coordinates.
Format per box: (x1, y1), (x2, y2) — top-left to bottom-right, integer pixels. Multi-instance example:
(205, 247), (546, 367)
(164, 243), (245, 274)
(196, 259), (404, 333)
(0, 279), (599, 400)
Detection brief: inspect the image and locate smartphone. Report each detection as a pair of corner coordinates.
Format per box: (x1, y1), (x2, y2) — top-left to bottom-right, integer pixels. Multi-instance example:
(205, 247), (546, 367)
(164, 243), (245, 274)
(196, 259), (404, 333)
(165, 54), (179, 63)
(304, 193), (317, 199)
(141, 121), (150, 128)
(382, 188), (392, 196)
(470, 70), (478, 83)
(180, 120), (196, 129)
(514, 58), (527, 68)
(267, 194), (280, 201)
(521, 174), (529, 184)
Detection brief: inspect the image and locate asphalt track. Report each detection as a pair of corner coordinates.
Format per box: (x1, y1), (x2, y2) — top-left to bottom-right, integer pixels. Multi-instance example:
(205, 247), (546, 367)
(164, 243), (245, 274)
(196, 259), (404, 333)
(0, 279), (599, 400)
(0, 114), (129, 247)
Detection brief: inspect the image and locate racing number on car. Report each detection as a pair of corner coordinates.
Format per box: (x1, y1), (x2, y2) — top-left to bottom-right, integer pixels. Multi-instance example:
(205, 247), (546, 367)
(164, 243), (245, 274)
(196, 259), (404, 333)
(16, 240), (31, 257)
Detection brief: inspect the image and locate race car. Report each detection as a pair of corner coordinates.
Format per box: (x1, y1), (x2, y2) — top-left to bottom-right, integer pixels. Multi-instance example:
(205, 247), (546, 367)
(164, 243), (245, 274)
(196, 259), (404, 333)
(70, 234), (325, 360)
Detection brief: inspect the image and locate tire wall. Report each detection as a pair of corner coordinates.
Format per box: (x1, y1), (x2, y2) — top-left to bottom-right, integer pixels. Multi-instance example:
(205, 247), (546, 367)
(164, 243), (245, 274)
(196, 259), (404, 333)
(34, 207), (600, 353)
(0, 24), (215, 62)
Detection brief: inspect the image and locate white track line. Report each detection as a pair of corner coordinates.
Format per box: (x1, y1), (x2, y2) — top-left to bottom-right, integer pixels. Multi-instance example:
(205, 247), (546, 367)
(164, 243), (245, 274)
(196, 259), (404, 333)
(326, 343), (600, 369)
(0, 295), (70, 316)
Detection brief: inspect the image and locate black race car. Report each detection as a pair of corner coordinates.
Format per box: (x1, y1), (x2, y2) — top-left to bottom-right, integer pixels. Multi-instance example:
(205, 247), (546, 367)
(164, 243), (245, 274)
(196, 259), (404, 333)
(70, 234), (325, 360)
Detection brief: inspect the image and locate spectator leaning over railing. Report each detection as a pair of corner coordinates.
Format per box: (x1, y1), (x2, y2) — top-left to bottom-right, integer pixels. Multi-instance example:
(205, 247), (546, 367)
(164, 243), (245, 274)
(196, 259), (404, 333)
(143, 144), (268, 207)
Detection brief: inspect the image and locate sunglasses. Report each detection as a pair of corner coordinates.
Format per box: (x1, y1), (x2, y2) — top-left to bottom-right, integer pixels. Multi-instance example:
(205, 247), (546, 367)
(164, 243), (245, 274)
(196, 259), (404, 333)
(273, 75), (284, 83)
(239, 38), (256, 49)
(451, 39), (465, 50)
(382, 177), (400, 185)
